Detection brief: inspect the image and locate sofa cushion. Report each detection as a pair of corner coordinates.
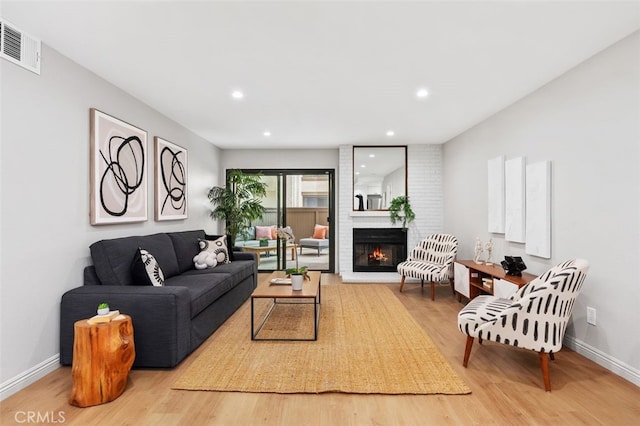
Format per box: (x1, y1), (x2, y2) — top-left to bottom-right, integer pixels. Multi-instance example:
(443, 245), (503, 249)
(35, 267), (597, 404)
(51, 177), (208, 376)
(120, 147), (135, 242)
(204, 234), (235, 262)
(164, 273), (236, 318)
(312, 224), (328, 239)
(182, 259), (255, 284)
(130, 248), (165, 286)
(90, 233), (180, 286)
(255, 225), (274, 240)
(198, 236), (231, 264)
(168, 230), (206, 273)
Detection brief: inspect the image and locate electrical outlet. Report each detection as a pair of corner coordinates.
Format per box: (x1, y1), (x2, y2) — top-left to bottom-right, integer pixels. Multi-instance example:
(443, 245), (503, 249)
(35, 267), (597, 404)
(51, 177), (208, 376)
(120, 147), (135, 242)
(587, 307), (596, 326)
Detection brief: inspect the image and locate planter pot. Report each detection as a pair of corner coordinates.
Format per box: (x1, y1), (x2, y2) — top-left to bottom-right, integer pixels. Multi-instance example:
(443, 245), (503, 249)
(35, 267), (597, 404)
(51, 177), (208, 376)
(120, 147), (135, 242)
(291, 274), (304, 291)
(97, 308), (109, 316)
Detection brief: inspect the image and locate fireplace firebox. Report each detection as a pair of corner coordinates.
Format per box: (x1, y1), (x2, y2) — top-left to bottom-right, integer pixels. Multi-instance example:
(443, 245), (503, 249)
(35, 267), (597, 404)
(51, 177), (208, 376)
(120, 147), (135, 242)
(353, 228), (407, 272)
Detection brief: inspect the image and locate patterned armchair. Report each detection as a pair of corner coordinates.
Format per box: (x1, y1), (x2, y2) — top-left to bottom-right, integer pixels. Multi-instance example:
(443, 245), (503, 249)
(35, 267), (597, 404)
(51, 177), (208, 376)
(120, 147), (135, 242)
(397, 234), (458, 300)
(457, 258), (589, 391)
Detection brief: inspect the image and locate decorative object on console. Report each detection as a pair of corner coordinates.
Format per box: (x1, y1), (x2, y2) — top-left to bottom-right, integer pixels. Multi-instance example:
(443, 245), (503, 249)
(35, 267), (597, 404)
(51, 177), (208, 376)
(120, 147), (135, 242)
(154, 137), (187, 221)
(484, 238), (494, 265)
(501, 256), (527, 276)
(90, 108), (147, 225)
(473, 237), (483, 264)
(208, 169), (268, 243)
(389, 195), (415, 232)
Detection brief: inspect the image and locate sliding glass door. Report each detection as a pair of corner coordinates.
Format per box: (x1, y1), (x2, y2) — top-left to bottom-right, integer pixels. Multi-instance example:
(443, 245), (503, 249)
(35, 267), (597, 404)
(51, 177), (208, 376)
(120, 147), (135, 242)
(236, 169), (334, 273)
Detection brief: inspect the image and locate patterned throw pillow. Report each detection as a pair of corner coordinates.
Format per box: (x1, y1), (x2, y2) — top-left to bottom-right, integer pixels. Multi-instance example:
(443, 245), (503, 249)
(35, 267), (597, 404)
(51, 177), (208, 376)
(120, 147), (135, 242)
(131, 248), (165, 286)
(198, 235), (231, 264)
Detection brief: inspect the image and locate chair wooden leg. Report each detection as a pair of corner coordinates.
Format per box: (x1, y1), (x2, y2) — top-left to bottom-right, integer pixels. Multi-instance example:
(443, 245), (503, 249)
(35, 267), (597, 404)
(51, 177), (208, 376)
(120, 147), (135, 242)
(450, 280), (456, 296)
(430, 281), (435, 301)
(399, 276), (406, 292)
(550, 352), (555, 361)
(539, 351), (552, 391)
(463, 336), (474, 367)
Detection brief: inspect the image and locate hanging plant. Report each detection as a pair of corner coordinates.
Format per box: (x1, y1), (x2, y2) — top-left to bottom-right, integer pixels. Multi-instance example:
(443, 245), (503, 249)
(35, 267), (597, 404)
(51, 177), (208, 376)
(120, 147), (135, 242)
(389, 196), (415, 232)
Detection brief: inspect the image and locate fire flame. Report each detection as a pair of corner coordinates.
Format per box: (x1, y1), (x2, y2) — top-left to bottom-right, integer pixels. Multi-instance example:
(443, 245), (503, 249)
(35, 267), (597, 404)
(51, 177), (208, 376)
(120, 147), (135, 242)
(368, 247), (388, 262)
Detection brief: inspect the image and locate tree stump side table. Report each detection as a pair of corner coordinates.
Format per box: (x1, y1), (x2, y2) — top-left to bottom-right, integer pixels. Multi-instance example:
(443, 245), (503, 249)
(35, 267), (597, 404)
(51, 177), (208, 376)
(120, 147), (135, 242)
(69, 314), (135, 407)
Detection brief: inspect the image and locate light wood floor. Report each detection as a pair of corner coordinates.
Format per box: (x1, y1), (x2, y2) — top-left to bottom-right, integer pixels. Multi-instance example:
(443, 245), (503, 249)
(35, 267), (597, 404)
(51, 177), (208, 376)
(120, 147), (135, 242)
(2, 274), (639, 425)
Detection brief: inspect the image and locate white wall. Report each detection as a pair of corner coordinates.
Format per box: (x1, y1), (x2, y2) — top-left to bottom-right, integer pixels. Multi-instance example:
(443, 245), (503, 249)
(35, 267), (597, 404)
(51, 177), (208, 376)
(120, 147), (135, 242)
(443, 32), (640, 384)
(0, 44), (221, 398)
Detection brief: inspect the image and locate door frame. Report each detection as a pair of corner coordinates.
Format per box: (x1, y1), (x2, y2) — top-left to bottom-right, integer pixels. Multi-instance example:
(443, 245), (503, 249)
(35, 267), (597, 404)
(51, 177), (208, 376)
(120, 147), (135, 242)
(232, 168), (335, 273)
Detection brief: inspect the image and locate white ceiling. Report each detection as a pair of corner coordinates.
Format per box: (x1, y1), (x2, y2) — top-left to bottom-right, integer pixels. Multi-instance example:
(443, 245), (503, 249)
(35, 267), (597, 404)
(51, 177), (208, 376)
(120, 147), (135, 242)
(3, 1), (639, 150)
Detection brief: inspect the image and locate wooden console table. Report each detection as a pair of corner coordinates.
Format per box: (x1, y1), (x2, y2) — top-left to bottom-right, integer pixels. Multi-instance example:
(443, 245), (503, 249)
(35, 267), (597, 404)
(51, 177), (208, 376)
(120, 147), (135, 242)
(454, 260), (537, 301)
(69, 314), (135, 407)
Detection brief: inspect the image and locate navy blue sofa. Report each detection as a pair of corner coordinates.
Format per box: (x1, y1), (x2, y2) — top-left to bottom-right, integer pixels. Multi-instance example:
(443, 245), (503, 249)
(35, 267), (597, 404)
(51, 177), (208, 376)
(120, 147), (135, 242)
(60, 230), (257, 368)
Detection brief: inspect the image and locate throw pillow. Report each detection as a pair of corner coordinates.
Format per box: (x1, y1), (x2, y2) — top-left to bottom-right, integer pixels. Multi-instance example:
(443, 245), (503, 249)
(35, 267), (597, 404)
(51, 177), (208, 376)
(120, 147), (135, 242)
(193, 251), (218, 269)
(271, 226), (277, 240)
(312, 224), (328, 239)
(204, 234), (235, 262)
(198, 235), (231, 264)
(255, 225), (274, 240)
(130, 248), (165, 286)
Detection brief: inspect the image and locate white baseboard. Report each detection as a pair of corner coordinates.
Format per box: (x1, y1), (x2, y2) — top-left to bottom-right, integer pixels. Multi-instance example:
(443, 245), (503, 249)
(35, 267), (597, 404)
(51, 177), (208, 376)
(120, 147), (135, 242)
(564, 335), (640, 387)
(0, 354), (60, 401)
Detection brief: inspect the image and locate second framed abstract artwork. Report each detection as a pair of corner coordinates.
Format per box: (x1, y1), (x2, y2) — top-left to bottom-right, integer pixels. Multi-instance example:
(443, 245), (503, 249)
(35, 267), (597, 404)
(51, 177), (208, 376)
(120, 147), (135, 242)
(154, 137), (188, 221)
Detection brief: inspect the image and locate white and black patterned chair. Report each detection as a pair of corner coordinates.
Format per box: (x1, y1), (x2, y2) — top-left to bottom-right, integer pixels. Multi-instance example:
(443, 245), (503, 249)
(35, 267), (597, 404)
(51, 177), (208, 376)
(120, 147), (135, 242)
(457, 258), (589, 391)
(397, 234), (458, 300)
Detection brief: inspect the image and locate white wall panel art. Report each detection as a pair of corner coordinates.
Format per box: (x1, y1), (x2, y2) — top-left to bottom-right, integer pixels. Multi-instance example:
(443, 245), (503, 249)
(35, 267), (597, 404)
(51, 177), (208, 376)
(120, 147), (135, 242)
(505, 157), (526, 243)
(525, 160), (551, 258)
(487, 155), (505, 233)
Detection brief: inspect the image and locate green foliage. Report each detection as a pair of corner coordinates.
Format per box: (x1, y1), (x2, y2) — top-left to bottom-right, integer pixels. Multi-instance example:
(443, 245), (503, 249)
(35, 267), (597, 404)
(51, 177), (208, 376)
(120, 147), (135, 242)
(389, 196), (415, 232)
(208, 170), (268, 243)
(97, 303), (109, 310)
(285, 265), (310, 280)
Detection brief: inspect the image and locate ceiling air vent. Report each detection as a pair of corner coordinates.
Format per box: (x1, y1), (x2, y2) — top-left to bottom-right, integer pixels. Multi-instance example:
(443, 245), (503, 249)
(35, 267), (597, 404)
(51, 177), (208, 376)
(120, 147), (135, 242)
(1, 18), (41, 75)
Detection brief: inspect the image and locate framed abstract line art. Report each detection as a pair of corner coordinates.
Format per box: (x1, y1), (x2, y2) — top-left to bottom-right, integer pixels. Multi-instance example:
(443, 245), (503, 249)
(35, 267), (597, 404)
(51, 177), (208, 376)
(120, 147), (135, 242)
(154, 137), (187, 221)
(90, 108), (148, 225)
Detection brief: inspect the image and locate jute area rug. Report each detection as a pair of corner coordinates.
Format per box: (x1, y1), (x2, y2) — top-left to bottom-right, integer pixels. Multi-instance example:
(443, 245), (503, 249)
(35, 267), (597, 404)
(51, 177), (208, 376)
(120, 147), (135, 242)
(173, 284), (471, 395)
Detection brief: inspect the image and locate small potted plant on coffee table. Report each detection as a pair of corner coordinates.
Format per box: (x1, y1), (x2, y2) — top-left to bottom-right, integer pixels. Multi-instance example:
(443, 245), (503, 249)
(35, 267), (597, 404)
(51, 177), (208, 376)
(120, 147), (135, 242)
(286, 265), (310, 291)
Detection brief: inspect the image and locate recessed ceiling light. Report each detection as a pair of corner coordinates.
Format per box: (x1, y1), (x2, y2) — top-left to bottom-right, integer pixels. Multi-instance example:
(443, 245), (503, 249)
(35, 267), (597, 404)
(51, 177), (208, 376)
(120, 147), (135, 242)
(369, 154), (375, 158)
(263, 131), (271, 137)
(386, 130), (395, 137)
(361, 164), (366, 168)
(416, 88), (429, 99)
(231, 90), (244, 100)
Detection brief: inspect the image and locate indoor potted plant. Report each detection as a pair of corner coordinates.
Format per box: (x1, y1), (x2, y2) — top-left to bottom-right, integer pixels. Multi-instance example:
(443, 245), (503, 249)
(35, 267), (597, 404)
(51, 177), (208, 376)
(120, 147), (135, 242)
(208, 169), (268, 244)
(286, 265), (310, 291)
(97, 302), (110, 316)
(389, 195), (415, 231)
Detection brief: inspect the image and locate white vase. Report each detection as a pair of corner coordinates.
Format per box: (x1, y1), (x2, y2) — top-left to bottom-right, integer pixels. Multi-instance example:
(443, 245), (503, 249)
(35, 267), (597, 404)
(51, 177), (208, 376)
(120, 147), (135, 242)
(291, 274), (304, 290)
(97, 307), (109, 316)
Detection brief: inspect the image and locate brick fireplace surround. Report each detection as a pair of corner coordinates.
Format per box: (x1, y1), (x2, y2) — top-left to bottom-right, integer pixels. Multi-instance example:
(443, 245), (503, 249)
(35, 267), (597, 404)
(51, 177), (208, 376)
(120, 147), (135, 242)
(338, 145), (444, 282)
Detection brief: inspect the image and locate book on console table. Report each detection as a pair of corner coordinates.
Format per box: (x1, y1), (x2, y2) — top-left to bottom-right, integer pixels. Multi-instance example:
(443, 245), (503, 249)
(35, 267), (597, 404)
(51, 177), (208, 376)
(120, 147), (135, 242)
(87, 310), (121, 324)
